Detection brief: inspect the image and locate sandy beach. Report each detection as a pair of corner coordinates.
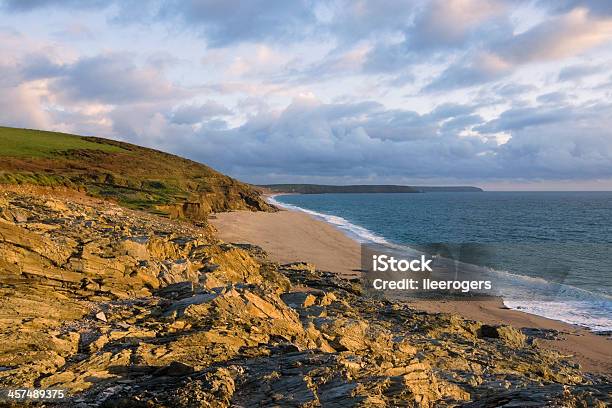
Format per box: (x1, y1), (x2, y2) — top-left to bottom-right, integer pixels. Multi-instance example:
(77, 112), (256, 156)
(211, 205), (611, 373)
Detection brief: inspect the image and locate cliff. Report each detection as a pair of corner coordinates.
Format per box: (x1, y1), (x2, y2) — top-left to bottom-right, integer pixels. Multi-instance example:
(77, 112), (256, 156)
(0, 126), (274, 220)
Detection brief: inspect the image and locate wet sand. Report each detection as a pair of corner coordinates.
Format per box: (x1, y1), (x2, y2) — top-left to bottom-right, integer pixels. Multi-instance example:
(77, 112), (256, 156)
(210, 207), (611, 373)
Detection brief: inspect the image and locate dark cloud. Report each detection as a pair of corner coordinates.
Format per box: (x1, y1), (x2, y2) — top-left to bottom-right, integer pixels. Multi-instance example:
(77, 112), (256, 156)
(423, 53), (511, 92)
(440, 114), (484, 133)
(430, 103), (476, 119)
(181, 100), (612, 183)
(362, 43), (416, 74)
(13, 53), (191, 104)
(49, 54), (187, 104)
(324, 0), (415, 41)
(536, 91), (568, 104)
(558, 64), (605, 81)
(475, 106), (575, 133)
(157, 0), (318, 47)
(1, 0), (109, 12)
(494, 105), (612, 179)
(19, 54), (64, 80)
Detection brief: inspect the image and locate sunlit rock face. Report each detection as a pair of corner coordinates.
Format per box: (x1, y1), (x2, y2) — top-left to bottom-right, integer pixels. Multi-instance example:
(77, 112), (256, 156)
(0, 190), (608, 407)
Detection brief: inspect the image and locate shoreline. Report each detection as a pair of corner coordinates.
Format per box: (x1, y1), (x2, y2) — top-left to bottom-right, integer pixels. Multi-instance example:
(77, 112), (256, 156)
(210, 203), (611, 373)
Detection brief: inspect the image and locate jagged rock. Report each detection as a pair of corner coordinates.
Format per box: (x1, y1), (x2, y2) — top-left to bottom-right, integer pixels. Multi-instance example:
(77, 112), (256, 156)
(478, 324), (527, 347)
(280, 292), (317, 308)
(462, 383), (611, 408)
(155, 281), (195, 299)
(0, 190), (608, 408)
(156, 361), (195, 377)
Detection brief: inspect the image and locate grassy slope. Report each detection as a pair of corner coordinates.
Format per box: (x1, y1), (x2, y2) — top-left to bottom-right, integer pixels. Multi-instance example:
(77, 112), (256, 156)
(0, 127), (124, 157)
(0, 126), (271, 216)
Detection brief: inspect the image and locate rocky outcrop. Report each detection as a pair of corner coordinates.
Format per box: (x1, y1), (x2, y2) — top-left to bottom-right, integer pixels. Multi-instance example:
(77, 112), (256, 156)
(0, 190), (609, 407)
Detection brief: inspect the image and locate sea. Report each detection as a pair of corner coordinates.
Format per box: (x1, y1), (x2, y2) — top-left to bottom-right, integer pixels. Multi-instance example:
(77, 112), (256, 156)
(270, 192), (612, 332)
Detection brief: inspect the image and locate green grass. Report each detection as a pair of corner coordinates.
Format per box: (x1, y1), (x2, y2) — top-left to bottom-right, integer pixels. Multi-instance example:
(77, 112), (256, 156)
(0, 126), (270, 217)
(0, 126), (124, 157)
(0, 172), (71, 186)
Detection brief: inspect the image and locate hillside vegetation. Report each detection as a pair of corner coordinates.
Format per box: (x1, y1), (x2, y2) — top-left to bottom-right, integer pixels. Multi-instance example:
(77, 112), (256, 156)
(0, 126), (272, 218)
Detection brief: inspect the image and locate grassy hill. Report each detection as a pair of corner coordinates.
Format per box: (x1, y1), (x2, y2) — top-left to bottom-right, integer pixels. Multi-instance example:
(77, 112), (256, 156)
(0, 126), (272, 218)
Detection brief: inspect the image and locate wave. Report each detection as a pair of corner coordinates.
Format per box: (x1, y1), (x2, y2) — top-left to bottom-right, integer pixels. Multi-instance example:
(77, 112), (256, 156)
(487, 268), (612, 331)
(267, 195), (389, 244)
(268, 194), (612, 332)
(504, 300), (612, 332)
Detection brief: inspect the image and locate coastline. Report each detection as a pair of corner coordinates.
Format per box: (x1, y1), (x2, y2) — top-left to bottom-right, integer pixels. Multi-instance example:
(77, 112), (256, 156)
(211, 200), (611, 373)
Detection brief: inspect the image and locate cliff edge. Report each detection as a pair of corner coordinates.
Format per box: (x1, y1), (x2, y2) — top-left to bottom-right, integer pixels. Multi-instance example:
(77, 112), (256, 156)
(0, 126), (273, 220)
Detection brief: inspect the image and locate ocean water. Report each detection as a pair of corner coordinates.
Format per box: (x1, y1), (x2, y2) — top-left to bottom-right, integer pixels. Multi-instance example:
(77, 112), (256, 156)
(270, 192), (612, 331)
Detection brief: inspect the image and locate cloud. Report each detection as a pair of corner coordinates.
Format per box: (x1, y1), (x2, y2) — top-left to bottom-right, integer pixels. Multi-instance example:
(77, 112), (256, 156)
(0, 83), (52, 129)
(169, 101), (231, 124)
(114, 98), (500, 182)
(538, 1), (612, 17)
(12, 51), (186, 105)
(19, 54), (64, 80)
(407, 0), (508, 50)
(536, 91), (568, 104)
(50, 54), (188, 104)
(142, 97), (611, 183)
(499, 8), (612, 64)
(1, 0), (110, 12)
(157, 0), (318, 47)
(1, 1), (612, 187)
(493, 104), (612, 179)
(424, 52), (512, 91)
(321, 0), (415, 41)
(476, 105), (575, 133)
(424, 6), (612, 91)
(51, 23), (95, 41)
(558, 64), (605, 81)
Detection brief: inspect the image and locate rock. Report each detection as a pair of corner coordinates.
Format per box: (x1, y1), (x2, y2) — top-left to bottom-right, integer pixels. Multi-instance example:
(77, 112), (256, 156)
(280, 292), (317, 308)
(155, 361), (195, 377)
(0, 190), (607, 408)
(478, 324), (527, 347)
(155, 281), (195, 299)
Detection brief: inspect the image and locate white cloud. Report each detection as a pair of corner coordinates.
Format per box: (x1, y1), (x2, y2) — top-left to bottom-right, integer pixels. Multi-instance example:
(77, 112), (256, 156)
(500, 7), (612, 64)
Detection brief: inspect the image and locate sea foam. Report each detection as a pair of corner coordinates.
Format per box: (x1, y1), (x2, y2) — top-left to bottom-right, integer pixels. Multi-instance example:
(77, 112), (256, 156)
(267, 195), (389, 244)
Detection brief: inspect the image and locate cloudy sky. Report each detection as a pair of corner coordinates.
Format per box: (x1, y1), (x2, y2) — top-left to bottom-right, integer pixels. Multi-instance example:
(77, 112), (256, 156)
(1, 0), (612, 190)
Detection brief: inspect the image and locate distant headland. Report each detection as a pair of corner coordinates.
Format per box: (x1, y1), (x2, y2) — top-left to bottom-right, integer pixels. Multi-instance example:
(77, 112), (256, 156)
(260, 184), (484, 194)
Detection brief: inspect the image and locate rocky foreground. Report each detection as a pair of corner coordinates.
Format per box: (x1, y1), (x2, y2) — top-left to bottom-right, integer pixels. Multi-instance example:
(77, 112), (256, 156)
(0, 189), (610, 407)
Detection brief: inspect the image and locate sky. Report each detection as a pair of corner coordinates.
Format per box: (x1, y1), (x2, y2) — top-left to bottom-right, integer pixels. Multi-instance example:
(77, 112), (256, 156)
(1, 0), (612, 190)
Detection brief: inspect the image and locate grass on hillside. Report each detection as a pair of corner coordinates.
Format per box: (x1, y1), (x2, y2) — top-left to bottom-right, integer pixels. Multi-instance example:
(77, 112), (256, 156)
(0, 126), (124, 157)
(0, 126), (269, 216)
